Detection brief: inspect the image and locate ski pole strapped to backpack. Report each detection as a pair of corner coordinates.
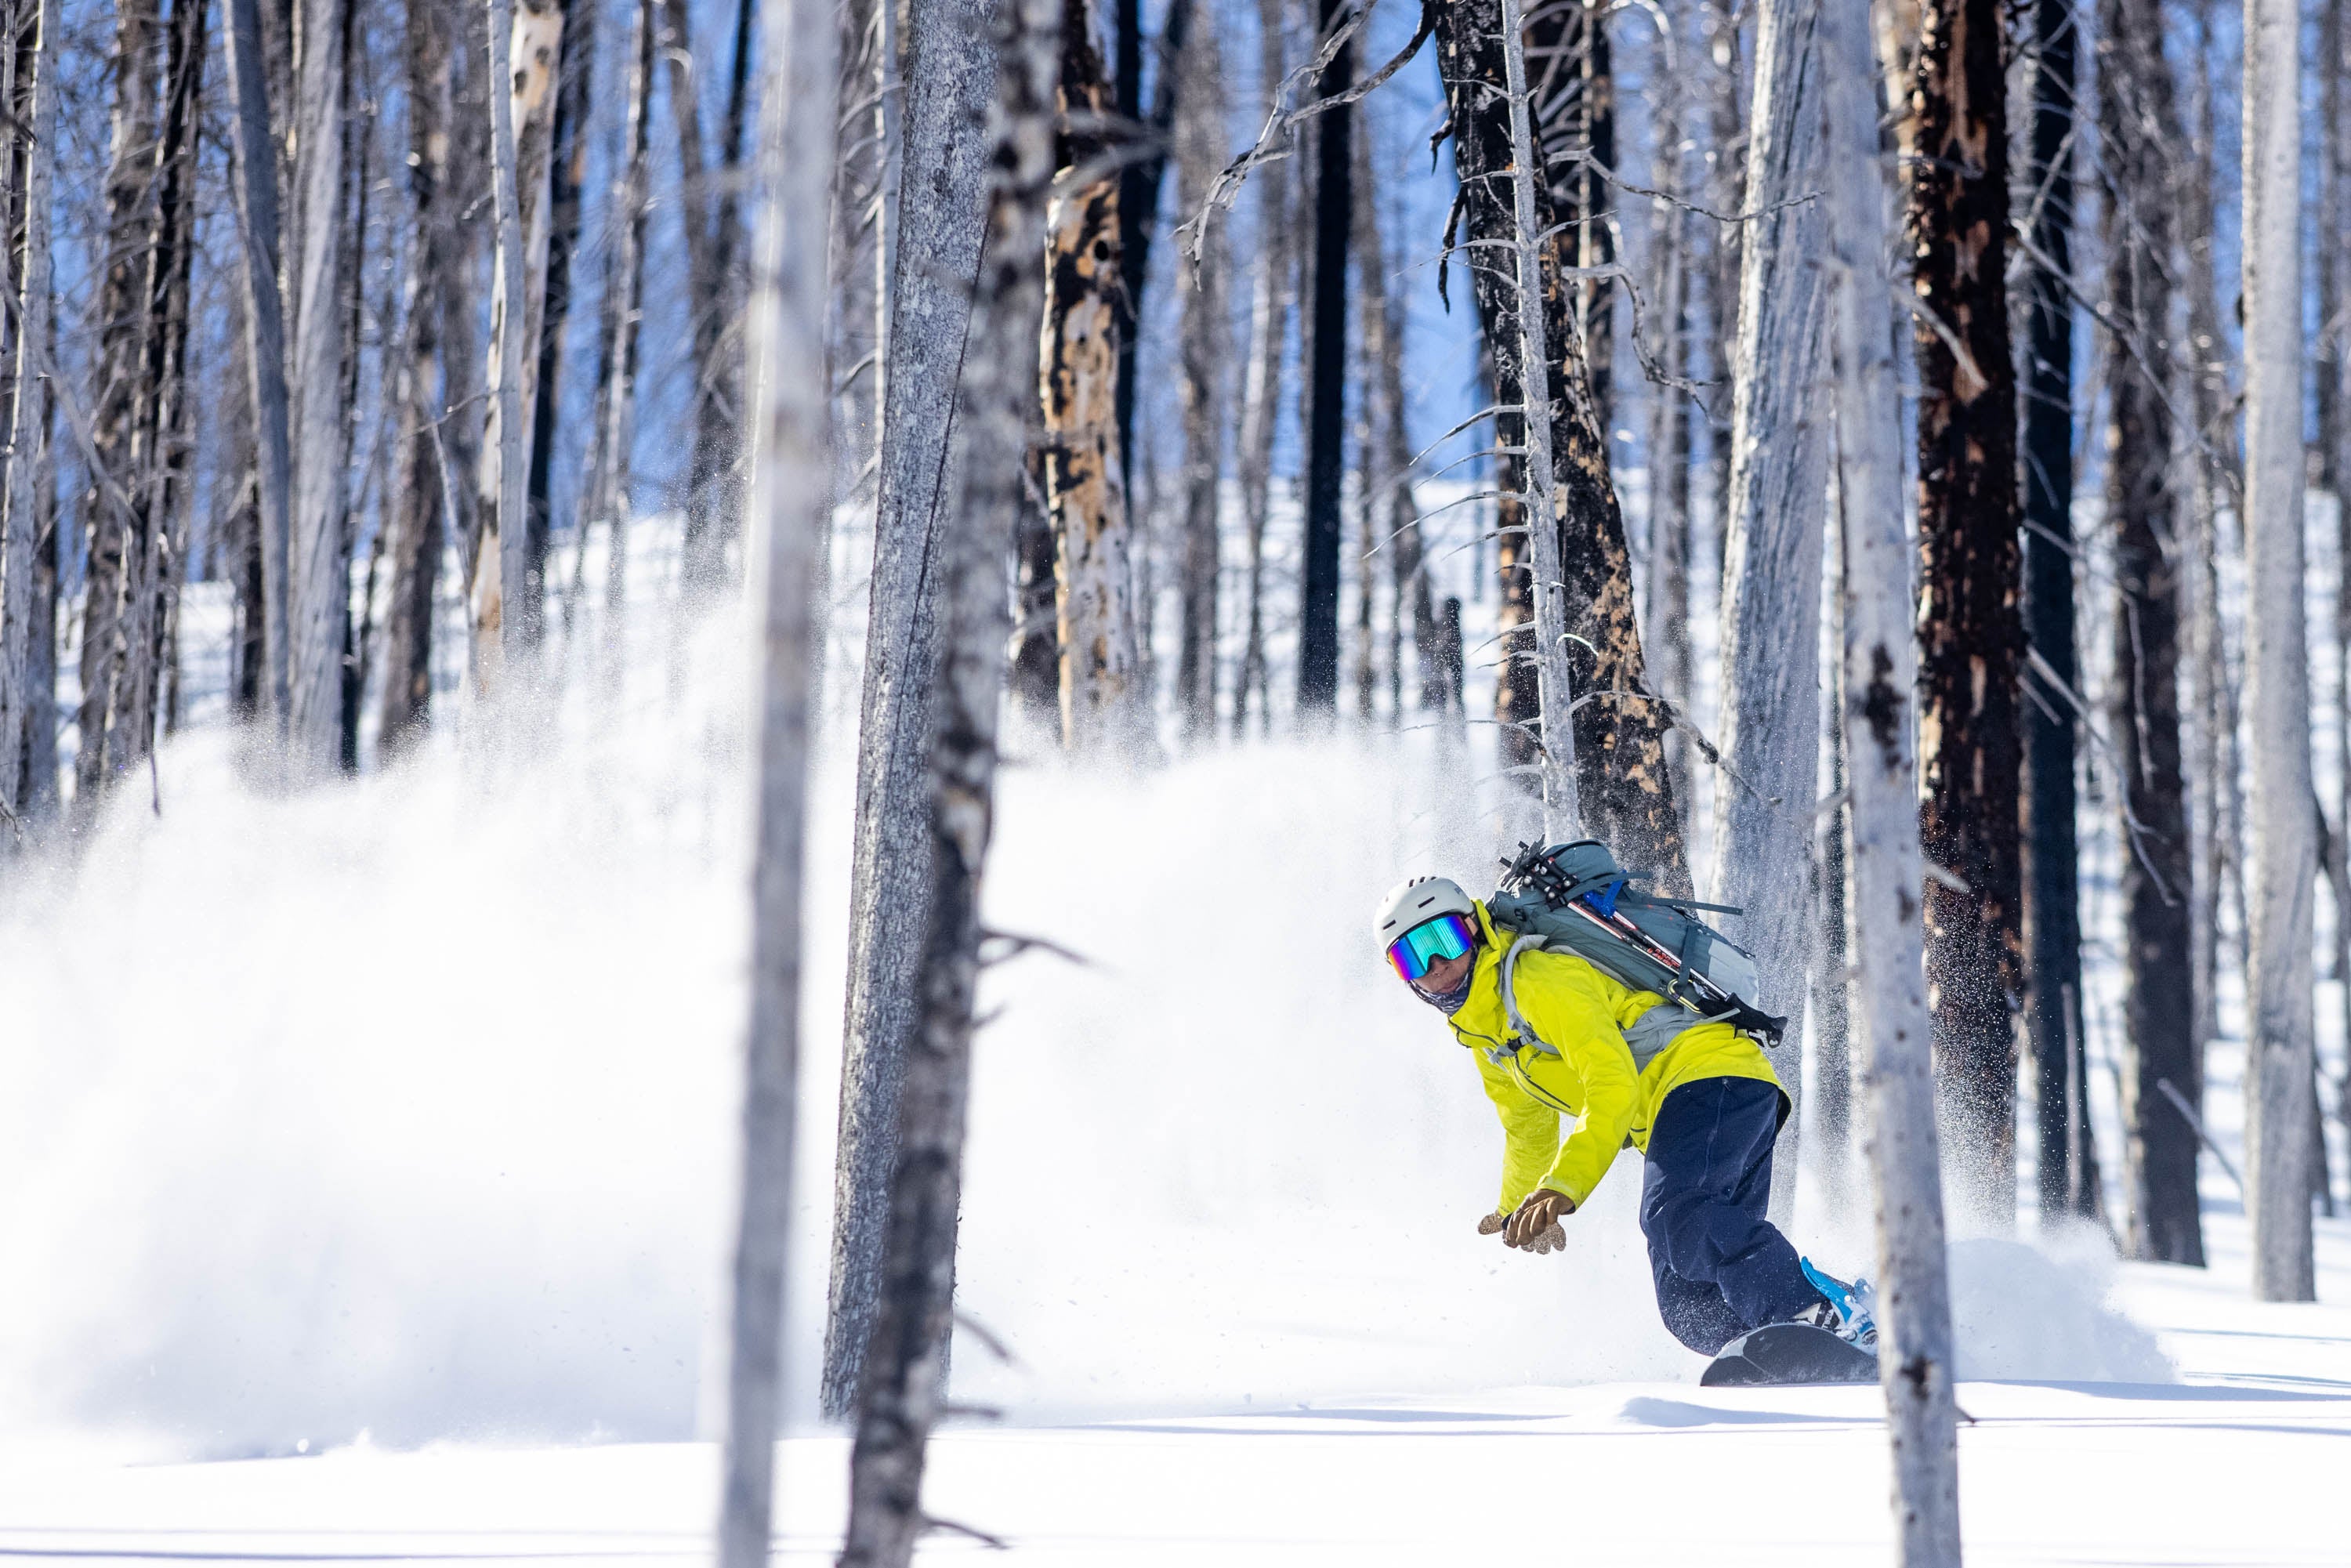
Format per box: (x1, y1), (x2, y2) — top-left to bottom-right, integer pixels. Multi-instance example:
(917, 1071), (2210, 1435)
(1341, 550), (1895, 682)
(1486, 840), (1786, 1056)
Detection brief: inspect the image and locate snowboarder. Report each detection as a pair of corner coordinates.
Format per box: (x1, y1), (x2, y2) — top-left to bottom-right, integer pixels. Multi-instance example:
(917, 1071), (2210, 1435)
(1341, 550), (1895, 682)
(1375, 872), (1877, 1360)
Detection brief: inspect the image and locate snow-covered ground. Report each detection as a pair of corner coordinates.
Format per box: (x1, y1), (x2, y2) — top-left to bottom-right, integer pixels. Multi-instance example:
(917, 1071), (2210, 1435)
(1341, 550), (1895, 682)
(4, 509), (2346, 1563)
(2, 1215), (2346, 1565)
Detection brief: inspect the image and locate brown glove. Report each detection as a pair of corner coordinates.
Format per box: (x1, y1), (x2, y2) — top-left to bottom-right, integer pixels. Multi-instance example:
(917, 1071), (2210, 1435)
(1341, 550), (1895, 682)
(1478, 1211), (1507, 1237)
(1504, 1189), (1574, 1253)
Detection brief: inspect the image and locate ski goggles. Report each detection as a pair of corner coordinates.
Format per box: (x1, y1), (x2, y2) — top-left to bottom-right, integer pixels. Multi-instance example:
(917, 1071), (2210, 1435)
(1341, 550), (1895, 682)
(1386, 912), (1477, 983)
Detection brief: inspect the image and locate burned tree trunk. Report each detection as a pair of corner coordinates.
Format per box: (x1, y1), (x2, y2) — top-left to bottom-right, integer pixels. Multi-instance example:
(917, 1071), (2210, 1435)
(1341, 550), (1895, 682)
(13, 383), (58, 824)
(2099, 0), (2201, 1265)
(712, 0), (835, 1551)
(1433, 0), (1686, 879)
(478, 0), (567, 678)
(584, 0), (657, 663)
(1906, 0), (2023, 1217)
(1010, 467), (1060, 719)
(1494, 0), (1581, 833)
(76, 0), (205, 802)
(828, 0), (893, 506)
(2180, 0), (2235, 1091)
(1041, 0), (1141, 752)
(1492, 0), (1610, 764)
(2243, 0), (2317, 1303)
(1357, 117), (1439, 719)
(380, 0), (465, 751)
(1231, 0), (1289, 739)
(1823, 0), (1961, 1546)
(1525, 0), (1614, 429)
(223, 0), (292, 730)
(823, 0), (1000, 1422)
(1701, 0), (1743, 567)
(1815, 624), (1854, 1201)
(0, 0), (53, 829)
(839, 0), (1056, 1558)
(527, 0), (595, 620)
(2024, 0), (2092, 1223)
(1113, 0), (1190, 500)
(1641, 145), (1692, 806)
(1295, 0), (1352, 715)
(1172, 8), (1225, 741)
(1711, 0), (1827, 1186)
(287, 0), (353, 758)
(660, 0), (756, 591)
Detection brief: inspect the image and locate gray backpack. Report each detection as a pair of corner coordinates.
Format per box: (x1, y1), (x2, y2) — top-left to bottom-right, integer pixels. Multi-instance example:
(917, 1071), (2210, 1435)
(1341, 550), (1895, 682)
(1484, 840), (1784, 1066)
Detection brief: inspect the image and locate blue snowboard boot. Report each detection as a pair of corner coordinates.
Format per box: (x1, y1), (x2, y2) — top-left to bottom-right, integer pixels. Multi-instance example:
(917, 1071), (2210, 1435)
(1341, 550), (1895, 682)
(1797, 1257), (1879, 1352)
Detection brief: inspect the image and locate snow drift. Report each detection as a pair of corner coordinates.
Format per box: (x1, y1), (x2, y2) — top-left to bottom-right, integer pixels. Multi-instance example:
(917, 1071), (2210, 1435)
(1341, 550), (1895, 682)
(0, 600), (2166, 1459)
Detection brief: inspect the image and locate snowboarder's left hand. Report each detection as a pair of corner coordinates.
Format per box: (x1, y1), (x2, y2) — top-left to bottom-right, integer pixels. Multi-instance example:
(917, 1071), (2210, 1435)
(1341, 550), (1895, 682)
(1504, 1189), (1574, 1251)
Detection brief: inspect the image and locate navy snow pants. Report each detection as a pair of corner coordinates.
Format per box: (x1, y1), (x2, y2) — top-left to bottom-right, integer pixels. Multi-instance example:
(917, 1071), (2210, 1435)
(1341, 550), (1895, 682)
(1639, 1075), (1824, 1356)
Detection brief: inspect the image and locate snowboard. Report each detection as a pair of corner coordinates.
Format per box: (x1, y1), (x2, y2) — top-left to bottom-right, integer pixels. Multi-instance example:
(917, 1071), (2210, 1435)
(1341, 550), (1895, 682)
(1699, 1322), (1878, 1387)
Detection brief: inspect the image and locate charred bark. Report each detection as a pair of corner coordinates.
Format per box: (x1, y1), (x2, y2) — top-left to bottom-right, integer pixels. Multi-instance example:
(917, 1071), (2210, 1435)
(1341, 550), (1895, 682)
(527, 0), (595, 621)
(1295, 0), (1351, 714)
(380, 0), (464, 752)
(0, 0), (53, 829)
(660, 0), (756, 592)
(2023, 0), (2092, 1223)
(824, 0), (1000, 1421)
(1528, 0), (1612, 429)
(1906, 0), (2023, 1216)
(839, 0), (1056, 1556)
(1113, 0), (1189, 499)
(1433, 0), (1686, 881)
(2097, 0), (2198, 1261)
(1041, 0), (1140, 751)
(76, 0), (204, 802)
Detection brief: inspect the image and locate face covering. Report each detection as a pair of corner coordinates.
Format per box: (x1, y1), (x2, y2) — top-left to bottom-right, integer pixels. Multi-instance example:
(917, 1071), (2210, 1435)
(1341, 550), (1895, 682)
(1415, 963), (1476, 1016)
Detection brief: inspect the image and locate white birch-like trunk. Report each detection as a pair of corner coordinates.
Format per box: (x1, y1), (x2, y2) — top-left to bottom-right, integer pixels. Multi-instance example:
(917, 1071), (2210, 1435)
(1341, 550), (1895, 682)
(715, 0), (835, 1556)
(592, 0), (657, 650)
(1232, 0), (1290, 737)
(0, 0), (54, 823)
(484, 0), (564, 673)
(483, 0), (533, 681)
(1712, 0), (1828, 1212)
(284, 0), (350, 763)
(1498, 0), (1580, 839)
(2243, 0), (2317, 1302)
(1822, 0), (1960, 1557)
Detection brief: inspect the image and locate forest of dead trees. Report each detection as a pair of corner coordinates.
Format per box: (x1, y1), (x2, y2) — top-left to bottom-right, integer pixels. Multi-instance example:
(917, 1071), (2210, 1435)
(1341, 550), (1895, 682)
(2, 0), (2349, 1556)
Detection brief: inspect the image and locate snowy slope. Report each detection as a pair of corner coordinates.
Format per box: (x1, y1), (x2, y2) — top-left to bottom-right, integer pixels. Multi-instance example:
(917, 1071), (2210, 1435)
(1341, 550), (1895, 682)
(2, 1215), (2346, 1566)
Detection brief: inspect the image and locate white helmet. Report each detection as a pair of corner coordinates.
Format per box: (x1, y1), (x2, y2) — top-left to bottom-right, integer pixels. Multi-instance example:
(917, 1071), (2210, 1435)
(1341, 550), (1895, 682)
(1372, 875), (1477, 951)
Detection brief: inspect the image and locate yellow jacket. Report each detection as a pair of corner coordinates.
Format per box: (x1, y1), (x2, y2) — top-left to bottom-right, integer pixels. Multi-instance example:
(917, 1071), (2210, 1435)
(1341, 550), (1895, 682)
(1447, 900), (1784, 1212)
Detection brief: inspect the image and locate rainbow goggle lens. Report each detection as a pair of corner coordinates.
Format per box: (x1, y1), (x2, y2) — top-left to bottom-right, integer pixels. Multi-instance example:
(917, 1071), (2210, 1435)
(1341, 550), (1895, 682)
(1386, 913), (1477, 983)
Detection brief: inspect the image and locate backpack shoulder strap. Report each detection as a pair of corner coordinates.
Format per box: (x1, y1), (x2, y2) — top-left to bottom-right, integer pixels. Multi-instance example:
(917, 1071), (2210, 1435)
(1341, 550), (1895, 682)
(1496, 933), (1559, 1057)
